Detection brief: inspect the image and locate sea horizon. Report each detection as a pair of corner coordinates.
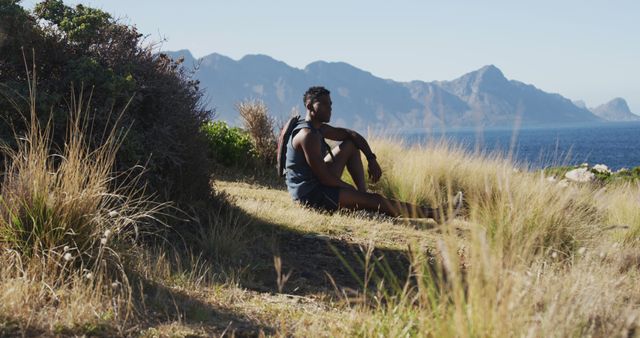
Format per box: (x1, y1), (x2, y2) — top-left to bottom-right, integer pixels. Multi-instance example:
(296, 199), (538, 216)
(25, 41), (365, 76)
(390, 121), (640, 170)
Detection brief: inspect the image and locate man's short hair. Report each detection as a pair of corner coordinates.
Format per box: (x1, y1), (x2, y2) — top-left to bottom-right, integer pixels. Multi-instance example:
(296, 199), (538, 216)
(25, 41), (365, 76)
(303, 86), (330, 105)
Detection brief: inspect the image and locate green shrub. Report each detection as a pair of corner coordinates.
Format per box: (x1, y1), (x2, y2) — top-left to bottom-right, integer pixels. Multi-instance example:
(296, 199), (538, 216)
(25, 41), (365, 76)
(543, 165), (640, 184)
(609, 166), (640, 183)
(201, 121), (255, 167)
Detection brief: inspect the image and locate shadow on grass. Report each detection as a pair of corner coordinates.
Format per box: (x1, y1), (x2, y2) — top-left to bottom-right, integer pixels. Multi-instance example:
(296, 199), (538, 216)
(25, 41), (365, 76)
(224, 200), (439, 299)
(202, 171), (444, 298)
(94, 172), (440, 335)
(213, 165), (286, 191)
(131, 276), (276, 337)
(0, 317), (46, 338)
(0, 275), (275, 338)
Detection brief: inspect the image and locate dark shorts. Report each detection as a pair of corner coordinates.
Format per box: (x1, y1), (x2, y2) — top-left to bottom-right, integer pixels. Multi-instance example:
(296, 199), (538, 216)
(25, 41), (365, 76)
(298, 184), (341, 212)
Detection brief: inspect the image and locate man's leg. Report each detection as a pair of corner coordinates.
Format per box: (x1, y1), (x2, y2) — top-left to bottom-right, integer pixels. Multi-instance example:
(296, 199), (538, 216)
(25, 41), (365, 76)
(325, 139), (367, 192)
(338, 188), (438, 219)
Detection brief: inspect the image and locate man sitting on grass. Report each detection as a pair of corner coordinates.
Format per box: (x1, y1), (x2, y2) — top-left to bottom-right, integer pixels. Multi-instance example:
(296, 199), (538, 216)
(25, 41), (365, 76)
(284, 86), (462, 222)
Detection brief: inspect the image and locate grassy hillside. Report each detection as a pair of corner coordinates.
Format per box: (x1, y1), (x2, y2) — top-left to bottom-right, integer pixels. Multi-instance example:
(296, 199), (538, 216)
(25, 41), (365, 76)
(2, 2), (639, 336)
(0, 0), (640, 337)
(1, 99), (638, 336)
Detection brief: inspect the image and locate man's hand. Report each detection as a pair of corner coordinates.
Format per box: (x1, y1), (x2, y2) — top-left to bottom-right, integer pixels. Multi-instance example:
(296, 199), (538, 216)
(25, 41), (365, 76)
(368, 158), (383, 183)
(320, 124), (382, 183)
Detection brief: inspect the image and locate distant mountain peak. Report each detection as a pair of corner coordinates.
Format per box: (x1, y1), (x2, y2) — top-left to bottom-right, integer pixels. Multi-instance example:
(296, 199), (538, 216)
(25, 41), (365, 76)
(201, 52), (233, 62)
(236, 54), (295, 72)
(597, 97), (630, 111)
(304, 60), (375, 79)
(476, 64), (507, 82)
(197, 52), (235, 68)
(166, 49), (620, 128)
(480, 64), (501, 72)
(305, 60), (363, 72)
(443, 64), (508, 89)
(238, 54), (292, 68)
(437, 64), (510, 100)
(592, 97), (640, 121)
(204, 52), (230, 59)
(607, 97), (628, 107)
(240, 54), (277, 63)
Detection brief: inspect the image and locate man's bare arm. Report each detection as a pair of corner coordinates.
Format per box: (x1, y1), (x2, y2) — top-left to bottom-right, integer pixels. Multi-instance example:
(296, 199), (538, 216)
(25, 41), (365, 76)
(320, 125), (376, 159)
(298, 129), (354, 189)
(320, 125), (383, 182)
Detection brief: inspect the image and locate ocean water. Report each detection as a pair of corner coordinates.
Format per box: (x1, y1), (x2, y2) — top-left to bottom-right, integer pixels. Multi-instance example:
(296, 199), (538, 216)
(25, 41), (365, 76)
(402, 122), (640, 170)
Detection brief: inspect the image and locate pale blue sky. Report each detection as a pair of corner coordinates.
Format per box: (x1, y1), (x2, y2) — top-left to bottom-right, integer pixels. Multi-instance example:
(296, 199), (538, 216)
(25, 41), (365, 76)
(21, 0), (640, 113)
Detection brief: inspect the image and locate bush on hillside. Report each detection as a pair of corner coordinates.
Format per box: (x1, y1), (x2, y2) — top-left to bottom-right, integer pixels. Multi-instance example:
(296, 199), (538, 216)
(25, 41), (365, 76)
(201, 121), (255, 167)
(0, 0), (212, 209)
(543, 164), (640, 184)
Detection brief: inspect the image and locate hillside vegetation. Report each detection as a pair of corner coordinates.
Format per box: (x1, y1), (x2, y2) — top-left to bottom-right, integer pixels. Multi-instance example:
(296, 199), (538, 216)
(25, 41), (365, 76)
(1, 1), (639, 337)
(1, 99), (638, 336)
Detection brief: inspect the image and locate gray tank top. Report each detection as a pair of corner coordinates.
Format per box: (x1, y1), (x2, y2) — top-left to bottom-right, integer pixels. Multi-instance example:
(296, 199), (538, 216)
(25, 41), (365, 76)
(285, 120), (328, 200)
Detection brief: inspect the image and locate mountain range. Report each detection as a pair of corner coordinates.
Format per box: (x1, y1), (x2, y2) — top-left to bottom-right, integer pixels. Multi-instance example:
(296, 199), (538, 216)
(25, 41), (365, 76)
(167, 50), (639, 131)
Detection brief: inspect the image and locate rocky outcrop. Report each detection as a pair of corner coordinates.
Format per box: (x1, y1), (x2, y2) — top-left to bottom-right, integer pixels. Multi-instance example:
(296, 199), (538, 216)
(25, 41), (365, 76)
(591, 98), (640, 122)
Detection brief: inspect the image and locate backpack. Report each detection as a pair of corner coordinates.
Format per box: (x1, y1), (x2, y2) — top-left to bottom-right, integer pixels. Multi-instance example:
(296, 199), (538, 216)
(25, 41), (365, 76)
(276, 116), (334, 177)
(276, 115), (301, 177)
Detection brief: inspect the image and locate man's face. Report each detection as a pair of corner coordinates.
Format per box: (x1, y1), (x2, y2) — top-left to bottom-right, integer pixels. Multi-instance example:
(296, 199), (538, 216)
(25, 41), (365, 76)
(309, 94), (332, 123)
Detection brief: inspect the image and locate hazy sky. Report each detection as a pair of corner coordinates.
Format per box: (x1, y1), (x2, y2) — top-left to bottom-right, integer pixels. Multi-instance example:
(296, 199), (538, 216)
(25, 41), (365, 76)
(21, 0), (640, 113)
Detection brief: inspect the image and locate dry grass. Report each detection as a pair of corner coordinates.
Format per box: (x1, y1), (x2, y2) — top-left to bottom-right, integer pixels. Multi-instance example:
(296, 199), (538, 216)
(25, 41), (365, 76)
(0, 76), (166, 334)
(185, 134), (640, 337)
(2, 81), (639, 336)
(336, 137), (640, 337)
(370, 137), (602, 261)
(215, 180), (439, 250)
(595, 182), (640, 243)
(0, 254), (127, 335)
(236, 99), (277, 165)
